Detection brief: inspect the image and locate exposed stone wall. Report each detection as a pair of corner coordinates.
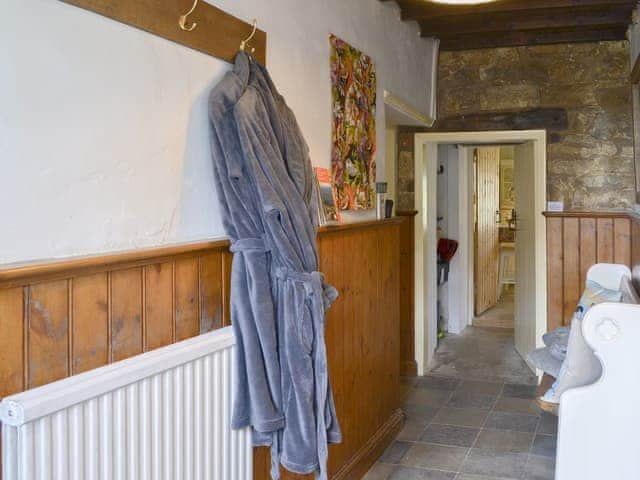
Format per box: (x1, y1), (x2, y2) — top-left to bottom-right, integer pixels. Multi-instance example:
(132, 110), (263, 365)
(396, 41), (635, 212)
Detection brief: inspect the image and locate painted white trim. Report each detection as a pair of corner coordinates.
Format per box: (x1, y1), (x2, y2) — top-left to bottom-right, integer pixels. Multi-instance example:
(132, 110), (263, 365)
(427, 38), (440, 122)
(447, 145), (474, 334)
(413, 130), (547, 374)
(384, 91), (435, 127)
(414, 140), (438, 375)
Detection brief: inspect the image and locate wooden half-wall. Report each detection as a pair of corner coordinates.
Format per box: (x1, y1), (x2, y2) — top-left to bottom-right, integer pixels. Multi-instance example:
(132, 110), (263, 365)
(0, 219), (404, 480)
(544, 211), (633, 331)
(397, 211), (418, 377)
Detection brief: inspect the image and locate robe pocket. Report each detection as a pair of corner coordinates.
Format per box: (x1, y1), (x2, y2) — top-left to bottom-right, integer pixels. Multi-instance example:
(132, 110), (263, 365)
(295, 299), (315, 356)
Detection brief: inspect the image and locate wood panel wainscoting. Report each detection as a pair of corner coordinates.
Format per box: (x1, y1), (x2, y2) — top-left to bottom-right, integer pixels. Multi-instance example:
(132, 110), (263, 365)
(397, 210), (418, 377)
(544, 211), (632, 331)
(0, 219), (404, 480)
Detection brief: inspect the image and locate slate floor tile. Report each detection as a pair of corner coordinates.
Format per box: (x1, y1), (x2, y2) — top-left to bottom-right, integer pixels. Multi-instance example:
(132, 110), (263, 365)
(406, 388), (453, 408)
(432, 407), (489, 428)
(456, 475), (519, 480)
(401, 443), (469, 472)
(456, 380), (504, 396)
(403, 404), (440, 422)
(419, 424), (480, 448)
(537, 412), (558, 435)
(417, 375), (461, 391)
(531, 434), (557, 458)
(524, 454), (556, 480)
(502, 383), (538, 399)
(380, 441), (413, 464)
(397, 418), (430, 441)
(485, 412), (539, 433)
(389, 466), (457, 480)
(461, 448), (528, 479)
(447, 392), (496, 410)
(493, 397), (541, 416)
(473, 429), (534, 453)
(363, 462), (396, 480)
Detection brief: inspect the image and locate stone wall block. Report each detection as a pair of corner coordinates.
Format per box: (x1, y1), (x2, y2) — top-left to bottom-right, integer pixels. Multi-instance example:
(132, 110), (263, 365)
(480, 84), (541, 111)
(399, 40), (635, 211)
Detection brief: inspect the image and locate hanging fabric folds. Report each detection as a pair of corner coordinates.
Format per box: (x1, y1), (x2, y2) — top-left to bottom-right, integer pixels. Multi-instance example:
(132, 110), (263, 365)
(208, 51), (341, 480)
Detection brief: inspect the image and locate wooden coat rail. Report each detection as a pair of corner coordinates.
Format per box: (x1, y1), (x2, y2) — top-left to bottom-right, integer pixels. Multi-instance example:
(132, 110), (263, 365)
(60, 0), (267, 65)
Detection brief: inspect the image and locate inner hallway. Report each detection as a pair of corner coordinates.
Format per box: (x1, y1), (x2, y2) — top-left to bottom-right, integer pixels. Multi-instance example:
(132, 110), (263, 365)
(365, 327), (555, 480)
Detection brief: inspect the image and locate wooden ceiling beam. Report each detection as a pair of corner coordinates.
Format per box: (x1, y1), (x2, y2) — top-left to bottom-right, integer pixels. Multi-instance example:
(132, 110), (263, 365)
(437, 25), (628, 51)
(419, 5), (632, 38)
(395, 0), (636, 21)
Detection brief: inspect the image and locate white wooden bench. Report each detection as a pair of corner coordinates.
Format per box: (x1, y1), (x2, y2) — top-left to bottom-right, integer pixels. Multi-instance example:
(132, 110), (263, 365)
(555, 268), (640, 480)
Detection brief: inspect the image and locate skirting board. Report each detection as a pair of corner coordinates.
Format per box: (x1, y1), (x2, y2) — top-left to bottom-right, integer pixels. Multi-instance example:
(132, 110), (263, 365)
(333, 408), (405, 480)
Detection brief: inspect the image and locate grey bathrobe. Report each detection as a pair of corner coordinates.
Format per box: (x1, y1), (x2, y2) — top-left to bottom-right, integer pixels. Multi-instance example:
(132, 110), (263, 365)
(208, 52), (341, 480)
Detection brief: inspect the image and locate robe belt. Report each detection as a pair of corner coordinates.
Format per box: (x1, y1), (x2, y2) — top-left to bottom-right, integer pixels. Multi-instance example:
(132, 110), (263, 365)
(275, 268), (338, 309)
(275, 267), (337, 480)
(229, 236), (270, 253)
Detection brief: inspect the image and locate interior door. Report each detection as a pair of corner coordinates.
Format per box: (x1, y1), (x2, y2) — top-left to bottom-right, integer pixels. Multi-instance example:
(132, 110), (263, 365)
(514, 141), (536, 360)
(474, 147), (500, 316)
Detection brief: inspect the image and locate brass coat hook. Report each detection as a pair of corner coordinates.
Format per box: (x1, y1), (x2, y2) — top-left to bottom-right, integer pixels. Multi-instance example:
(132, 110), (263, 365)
(179, 0), (199, 32)
(240, 19), (258, 53)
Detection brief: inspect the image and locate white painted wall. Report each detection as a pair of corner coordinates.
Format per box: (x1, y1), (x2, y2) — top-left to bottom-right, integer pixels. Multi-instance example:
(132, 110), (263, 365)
(0, 0), (437, 264)
(385, 127), (398, 206)
(435, 144), (466, 334)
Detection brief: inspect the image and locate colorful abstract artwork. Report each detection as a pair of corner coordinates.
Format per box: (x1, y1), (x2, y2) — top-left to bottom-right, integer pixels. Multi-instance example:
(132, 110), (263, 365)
(330, 34), (377, 211)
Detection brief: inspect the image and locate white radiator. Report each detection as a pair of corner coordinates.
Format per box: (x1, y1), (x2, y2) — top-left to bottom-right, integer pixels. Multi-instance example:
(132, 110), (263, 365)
(0, 326), (252, 480)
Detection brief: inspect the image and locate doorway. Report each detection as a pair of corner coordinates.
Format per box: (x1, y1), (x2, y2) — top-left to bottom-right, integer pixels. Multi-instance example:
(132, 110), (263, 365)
(412, 130), (547, 376)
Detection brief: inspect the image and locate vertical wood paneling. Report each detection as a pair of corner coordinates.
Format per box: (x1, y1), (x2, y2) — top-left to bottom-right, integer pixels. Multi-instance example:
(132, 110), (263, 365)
(318, 232), (346, 472)
(398, 214), (416, 376)
(361, 229), (377, 446)
(579, 218), (597, 288)
(200, 253), (223, 334)
(28, 280), (69, 388)
(144, 263), (173, 350)
(0, 223), (403, 480)
(352, 232), (373, 446)
(596, 218), (614, 263)
(110, 268), (143, 362)
(72, 273), (109, 374)
(222, 252), (233, 327)
(614, 218), (632, 267)
(546, 217), (564, 330)
(379, 226), (401, 418)
(562, 218), (580, 324)
(175, 258), (200, 341)
(474, 147), (500, 316)
(0, 287), (24, 397)
(547, 213), (634, 330)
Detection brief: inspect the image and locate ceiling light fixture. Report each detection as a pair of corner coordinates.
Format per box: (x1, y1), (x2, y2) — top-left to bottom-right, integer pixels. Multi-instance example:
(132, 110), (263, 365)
(428, 0), (498, 4)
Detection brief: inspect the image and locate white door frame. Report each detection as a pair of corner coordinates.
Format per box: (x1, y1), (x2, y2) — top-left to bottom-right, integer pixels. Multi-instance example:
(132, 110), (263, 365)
(413, 130), (547, 375)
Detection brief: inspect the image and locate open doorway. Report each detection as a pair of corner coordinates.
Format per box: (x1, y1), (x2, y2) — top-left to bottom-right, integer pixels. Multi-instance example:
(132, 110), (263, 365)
(412, 131), (547, 377)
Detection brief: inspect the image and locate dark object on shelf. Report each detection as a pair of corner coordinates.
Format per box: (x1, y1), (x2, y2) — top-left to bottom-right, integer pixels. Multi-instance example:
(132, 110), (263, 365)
(385, 199), (394, 218)
(437, 238), (459, 286)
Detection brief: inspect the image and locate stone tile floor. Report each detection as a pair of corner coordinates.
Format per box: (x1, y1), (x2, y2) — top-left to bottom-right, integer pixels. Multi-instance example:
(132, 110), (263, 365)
(365, 328), (556, 480)
(429, 327), (538, 386)
(473, 289), (515, 329)
(365, 376), (556, 479)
